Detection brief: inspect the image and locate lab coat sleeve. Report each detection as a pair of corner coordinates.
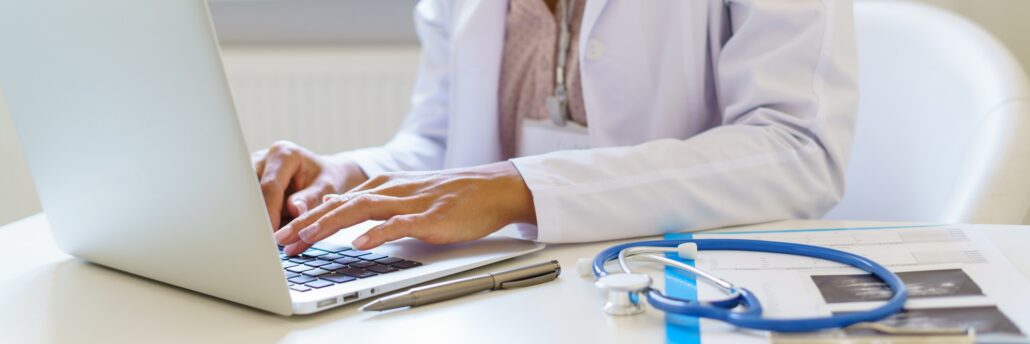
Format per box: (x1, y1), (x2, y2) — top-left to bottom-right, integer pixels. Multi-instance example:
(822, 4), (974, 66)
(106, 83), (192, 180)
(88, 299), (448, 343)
(342, 0), (451, 176)
(510, 1), (859, 243)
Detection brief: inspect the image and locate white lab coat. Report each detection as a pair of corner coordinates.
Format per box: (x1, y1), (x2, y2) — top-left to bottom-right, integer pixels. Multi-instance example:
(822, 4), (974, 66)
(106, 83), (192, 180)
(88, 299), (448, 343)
(345, 0), (859, 243)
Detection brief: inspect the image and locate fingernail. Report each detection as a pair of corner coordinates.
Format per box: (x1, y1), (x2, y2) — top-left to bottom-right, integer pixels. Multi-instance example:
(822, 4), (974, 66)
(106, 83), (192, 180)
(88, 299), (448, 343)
(352, 235), (369, 249)
(293, 200), (307, 214)
(284, 242), (304, 256)
(298, 223), (321, 243)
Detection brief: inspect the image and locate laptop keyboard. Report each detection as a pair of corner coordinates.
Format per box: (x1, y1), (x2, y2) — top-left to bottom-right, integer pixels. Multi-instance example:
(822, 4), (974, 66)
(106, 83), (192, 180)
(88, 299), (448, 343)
(279, 242), (422, 292)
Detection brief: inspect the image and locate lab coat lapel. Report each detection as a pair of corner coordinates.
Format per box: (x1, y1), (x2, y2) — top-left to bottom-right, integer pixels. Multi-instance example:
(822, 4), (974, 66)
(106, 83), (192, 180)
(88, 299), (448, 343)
(577, 0), (610, 146)
(579, 0), (609, 55)
(445, 0), (507, 168)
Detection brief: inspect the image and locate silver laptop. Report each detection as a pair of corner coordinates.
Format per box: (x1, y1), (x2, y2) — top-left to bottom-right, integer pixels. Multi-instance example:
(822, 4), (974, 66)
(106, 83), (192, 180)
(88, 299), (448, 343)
(0, 0), (543, 315)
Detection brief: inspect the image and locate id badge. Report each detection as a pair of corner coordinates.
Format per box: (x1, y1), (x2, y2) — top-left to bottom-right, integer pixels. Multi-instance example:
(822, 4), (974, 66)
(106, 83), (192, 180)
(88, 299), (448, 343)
(517, 118), (590, 157)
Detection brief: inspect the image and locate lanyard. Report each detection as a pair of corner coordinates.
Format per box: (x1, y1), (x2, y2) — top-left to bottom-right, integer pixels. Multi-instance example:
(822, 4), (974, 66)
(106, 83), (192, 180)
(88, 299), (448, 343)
(545, 0), (576, 126)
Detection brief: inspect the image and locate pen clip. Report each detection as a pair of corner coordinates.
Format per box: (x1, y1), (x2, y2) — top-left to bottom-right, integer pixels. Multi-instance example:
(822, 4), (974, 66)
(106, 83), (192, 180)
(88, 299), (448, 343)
(498, 271), (559, 289)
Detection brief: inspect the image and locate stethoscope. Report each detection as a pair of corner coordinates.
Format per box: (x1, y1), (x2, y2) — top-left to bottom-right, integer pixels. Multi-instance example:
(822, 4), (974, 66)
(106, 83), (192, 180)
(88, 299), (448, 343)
(579, 239), (911, 333)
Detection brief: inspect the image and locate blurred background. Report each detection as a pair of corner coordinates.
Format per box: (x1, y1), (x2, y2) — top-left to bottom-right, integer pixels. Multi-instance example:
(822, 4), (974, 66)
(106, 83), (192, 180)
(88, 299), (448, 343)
(0, 0), (1027, 226)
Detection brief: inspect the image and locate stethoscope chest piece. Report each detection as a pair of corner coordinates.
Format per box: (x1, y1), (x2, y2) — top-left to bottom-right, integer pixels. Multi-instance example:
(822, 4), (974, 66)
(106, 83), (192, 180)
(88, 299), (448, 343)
(595, 273), (652, 316)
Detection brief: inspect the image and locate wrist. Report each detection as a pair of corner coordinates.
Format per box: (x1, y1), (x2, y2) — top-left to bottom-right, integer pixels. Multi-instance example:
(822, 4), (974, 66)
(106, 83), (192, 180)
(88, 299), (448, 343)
(325, 154), (369, 193)
(495, 162), (537, 225)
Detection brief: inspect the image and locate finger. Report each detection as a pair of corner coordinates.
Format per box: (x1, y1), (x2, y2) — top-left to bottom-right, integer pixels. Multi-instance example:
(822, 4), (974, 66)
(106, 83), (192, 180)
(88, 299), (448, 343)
(283, 241), (313, 257)
(325, 177), (417, 200)
(344, 174), (391, 193)
(275, 194), (353, 246)
(297, 194), (417, 245)
(259, 151), (302, 229)
(282, 199), (405, 256)
(351, 214), (423, 250)
(285, 183), (333, 218)
(251, 149), (268, 176)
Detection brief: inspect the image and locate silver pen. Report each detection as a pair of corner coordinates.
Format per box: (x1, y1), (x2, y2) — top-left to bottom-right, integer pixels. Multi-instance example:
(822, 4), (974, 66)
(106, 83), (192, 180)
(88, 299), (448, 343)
(360, 260), (561, 311)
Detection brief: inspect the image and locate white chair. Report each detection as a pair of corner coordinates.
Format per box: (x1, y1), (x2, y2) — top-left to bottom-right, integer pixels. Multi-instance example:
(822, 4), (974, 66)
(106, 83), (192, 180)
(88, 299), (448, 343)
(824, 1), (1030, 224)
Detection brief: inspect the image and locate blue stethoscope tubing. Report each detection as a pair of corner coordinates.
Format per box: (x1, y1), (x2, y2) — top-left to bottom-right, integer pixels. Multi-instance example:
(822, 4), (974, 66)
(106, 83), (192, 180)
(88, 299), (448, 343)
(592, 239), (909, 333)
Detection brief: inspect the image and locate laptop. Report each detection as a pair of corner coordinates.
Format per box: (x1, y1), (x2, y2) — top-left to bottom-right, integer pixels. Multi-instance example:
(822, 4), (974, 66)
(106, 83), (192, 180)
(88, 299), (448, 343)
(0, 0), (544, 315)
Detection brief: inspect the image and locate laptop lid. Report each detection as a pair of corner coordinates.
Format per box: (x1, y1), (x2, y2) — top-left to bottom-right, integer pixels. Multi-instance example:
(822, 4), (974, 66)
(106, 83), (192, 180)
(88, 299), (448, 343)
(0, 0), (293, 315)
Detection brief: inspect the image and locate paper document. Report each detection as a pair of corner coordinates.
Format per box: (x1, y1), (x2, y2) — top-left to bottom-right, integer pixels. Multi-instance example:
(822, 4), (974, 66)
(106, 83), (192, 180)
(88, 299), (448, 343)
(665, 225), (1030, 344)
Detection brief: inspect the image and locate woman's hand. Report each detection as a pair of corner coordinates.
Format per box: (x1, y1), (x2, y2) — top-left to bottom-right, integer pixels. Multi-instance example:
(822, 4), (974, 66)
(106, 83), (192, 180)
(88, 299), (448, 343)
(252, 141), (368, 230)
(273, 161), (537, 256)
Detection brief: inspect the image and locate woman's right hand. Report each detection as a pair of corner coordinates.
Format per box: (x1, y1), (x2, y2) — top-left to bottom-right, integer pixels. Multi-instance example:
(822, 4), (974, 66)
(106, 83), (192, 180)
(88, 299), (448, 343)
(251, 141), (368, 230)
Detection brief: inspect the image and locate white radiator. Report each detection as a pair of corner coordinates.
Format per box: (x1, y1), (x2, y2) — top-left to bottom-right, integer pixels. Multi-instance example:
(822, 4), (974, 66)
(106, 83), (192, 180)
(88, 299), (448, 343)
(222, 46), (420, 154)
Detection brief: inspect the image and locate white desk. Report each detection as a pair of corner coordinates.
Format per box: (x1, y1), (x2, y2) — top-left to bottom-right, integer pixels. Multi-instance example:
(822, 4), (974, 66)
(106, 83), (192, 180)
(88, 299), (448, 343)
(3, 214), (1029, 343)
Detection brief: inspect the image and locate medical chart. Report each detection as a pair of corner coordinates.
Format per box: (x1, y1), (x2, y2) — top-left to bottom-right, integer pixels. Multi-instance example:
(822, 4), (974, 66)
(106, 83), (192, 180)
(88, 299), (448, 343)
(667, 226), (1030, 344)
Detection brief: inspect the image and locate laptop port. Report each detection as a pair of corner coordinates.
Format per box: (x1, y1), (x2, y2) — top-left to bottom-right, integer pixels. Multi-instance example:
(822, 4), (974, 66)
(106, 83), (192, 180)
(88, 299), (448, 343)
(343, 293), (359, 302)
(317, 298), (338, 308)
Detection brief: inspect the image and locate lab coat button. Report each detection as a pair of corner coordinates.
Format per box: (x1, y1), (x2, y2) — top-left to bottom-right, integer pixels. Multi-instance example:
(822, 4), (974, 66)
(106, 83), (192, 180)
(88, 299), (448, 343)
(586, 40), (605, 61)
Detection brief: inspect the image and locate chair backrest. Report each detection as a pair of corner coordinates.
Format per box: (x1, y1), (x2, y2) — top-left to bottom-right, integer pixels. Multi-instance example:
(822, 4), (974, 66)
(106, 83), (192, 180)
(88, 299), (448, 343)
(824, 1), (1030, 224)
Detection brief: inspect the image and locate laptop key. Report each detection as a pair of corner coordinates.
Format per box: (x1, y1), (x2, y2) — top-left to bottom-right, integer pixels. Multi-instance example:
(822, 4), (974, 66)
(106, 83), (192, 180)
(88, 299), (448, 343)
(305, 279), (334, 289)
(289, 275), (316, 284)
(321, 263), (346, 271)
(286, 265), (314, 273)
(284, 271), (300, 278)
(320, 253), (344, 261)
(302, 249), (328, 257)
(333, 257), (360, 265)
(337, 268), (378, 279)
(290, 285), (312, 292)
(390, 260), (423, 269)
(302, 268), (330, 277)
(289, 256), (314, 263)
(321, 273), (357, 284)
(376, 257), (403, 265)
(360, 253), (387, 261)
(304, 259), (331, 267)
(366, 264), (399, 274)
(340, 250), (371, 257)
(349, 261), (377, 269)
(281, 261), (299, 268)
(311, 242), (351, 253)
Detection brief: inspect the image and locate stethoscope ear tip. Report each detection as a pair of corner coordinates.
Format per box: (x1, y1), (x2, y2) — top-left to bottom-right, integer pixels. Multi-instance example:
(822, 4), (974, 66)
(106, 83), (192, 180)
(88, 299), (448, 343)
(576, 257), (595, 278)
(677, 243), (698, 260)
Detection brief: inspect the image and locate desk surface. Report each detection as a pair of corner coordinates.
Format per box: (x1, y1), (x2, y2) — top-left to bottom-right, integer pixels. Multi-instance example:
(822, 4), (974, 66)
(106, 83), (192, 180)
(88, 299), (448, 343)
(3, 214), (1029, 344)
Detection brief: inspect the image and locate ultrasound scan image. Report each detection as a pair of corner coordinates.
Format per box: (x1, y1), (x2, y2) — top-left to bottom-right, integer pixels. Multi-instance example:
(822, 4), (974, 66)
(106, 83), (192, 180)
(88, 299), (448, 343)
(838, 306), (1023, 336)
(811, 269), (982, 303)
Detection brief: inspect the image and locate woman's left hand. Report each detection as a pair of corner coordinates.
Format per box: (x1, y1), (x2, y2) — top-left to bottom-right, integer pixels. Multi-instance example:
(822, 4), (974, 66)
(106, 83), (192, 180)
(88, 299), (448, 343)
(273, 161), (537, 256)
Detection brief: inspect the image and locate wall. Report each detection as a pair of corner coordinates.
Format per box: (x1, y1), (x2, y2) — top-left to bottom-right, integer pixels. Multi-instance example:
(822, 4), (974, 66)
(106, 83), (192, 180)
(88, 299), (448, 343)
(209, 0), (417, 45)
(913, 0), (1030, 76)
